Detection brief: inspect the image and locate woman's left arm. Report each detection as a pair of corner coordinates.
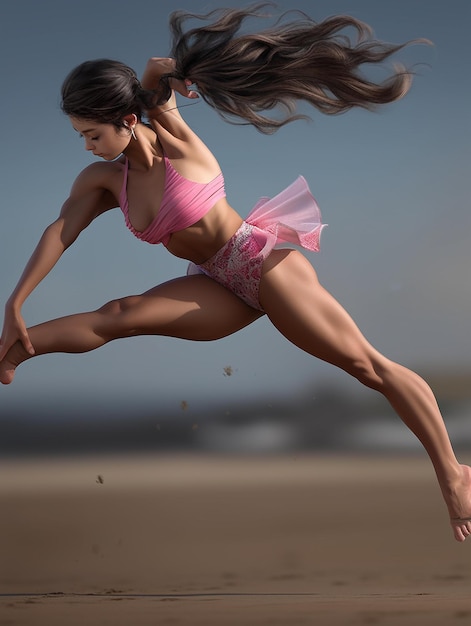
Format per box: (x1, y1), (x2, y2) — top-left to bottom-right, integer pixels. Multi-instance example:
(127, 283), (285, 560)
(141, 57), (221, 174)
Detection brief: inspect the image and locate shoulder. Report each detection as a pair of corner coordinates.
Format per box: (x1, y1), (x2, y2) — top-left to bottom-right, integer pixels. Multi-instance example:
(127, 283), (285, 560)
(149, 109), (199, 155)
(70, 160), (124, 196)
(61, 160), (124, 222)
(149, 107), (222, 175)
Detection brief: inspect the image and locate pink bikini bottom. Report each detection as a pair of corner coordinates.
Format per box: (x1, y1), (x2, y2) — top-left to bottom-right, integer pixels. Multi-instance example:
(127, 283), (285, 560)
(187, 176), (326, 311)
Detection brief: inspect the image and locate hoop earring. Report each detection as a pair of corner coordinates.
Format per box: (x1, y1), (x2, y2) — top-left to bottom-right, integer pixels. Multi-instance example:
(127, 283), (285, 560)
(124, 122), (137, 141)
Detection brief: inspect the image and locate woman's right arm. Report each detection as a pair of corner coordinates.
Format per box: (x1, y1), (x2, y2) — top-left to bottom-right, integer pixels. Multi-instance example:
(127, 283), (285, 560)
(0, 164), (116, 359)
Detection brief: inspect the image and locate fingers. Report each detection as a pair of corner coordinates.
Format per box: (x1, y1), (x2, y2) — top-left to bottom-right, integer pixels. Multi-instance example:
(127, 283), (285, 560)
(21, 331), (35, 356)
(0, 338), (14, 361)
(0, 332), (9, 360)
(0, 326), (35, 361)
(184, 79), (199, 99)
(169, 77), (199, 99)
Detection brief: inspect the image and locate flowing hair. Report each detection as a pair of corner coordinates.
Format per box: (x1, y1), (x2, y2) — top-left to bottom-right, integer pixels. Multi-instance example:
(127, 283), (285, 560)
(61, 3), (428, 134)
(160, 2), (427, 133)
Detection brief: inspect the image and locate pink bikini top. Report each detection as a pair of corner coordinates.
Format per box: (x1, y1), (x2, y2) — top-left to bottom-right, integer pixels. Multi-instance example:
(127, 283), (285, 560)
(119, 156), (226, 246)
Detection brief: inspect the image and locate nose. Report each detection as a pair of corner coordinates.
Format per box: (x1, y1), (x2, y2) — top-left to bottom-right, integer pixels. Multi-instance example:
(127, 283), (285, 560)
(84, 138), (95, 152)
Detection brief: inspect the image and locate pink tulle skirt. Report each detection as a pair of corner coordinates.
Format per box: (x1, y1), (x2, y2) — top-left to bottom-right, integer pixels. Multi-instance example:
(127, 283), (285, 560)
(245, 175), (325, 253)
(188, 176), (326, 311)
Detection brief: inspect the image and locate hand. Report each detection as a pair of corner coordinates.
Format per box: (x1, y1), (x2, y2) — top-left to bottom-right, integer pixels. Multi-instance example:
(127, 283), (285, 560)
(169, 77), (199, 100)
(142, 57), (199, 99)
(0, 305), (34, 361)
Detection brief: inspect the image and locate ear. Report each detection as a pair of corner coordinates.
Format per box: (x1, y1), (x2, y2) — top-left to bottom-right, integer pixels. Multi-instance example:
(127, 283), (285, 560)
(122, 113), (138, 128)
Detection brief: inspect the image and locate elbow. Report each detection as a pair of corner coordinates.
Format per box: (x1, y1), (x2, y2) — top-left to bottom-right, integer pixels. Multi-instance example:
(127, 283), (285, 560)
(45, 218), (75, 251)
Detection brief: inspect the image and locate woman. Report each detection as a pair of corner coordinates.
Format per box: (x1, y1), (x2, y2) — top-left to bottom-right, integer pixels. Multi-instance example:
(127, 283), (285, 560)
(1, 5), (470, 541)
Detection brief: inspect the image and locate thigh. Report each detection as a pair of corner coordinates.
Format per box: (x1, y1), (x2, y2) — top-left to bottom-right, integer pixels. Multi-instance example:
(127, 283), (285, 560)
(126, 274), (264, 341)
(259, 249), (383, 369)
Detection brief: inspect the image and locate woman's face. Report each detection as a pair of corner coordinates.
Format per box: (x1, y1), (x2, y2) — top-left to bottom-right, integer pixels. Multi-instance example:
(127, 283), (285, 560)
(70, 117), (131, 161)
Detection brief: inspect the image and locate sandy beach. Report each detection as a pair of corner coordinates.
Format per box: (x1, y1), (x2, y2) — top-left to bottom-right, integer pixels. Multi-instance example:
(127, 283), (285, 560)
(1, 453), (470, 625)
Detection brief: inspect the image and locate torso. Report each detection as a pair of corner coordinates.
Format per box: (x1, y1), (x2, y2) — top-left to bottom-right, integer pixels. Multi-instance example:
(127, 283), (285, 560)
(119, 157), (242, 264)
(164, 199), (243, 263)
(90, 125), (243, 264)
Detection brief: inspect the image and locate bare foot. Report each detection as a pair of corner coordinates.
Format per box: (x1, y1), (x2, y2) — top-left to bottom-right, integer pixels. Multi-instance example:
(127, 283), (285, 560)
(0, 357), (16, 384)
(0, 341), (31, 385)
(446, 465), (471, 542)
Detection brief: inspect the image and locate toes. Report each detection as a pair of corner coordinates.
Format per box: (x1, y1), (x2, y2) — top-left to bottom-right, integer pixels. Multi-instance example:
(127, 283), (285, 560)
(452, 520), (471, 542)
(453, 526), (466, 542)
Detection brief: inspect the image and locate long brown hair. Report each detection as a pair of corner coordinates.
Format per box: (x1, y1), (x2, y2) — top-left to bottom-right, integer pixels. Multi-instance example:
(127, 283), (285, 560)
(61, 4), (428, 134)
(164, 3), (427, 133)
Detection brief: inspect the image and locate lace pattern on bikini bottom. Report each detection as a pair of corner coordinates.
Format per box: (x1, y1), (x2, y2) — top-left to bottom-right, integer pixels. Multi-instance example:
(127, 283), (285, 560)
(187, 221), (271, 311)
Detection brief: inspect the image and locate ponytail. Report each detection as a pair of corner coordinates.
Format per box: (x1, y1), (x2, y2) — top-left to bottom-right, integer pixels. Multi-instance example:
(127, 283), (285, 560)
(167, 2), (428, 133)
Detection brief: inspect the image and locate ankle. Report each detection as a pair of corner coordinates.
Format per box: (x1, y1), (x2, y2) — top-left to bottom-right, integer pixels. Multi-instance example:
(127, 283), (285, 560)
(12, 340), (34, 365)
(436, 462), (464, 493)
(440, 467), (470, 506)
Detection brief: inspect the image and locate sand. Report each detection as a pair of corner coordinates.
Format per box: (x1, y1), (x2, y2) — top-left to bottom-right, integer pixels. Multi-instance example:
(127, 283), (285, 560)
(1, 453), (470, 625)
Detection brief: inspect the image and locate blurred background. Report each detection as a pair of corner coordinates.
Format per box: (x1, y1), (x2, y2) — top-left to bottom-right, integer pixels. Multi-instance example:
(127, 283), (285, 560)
(1, 0), (470, 458)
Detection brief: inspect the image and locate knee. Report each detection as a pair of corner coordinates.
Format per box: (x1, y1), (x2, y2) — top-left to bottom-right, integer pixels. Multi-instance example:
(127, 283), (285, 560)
(97, 296), (139, 316)
(347, 355), (393, 393)
(96, 296), (142, 338)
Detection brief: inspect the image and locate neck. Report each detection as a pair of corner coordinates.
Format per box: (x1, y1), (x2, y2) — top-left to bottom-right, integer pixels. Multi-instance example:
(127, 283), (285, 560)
(123, 123), (162, 170)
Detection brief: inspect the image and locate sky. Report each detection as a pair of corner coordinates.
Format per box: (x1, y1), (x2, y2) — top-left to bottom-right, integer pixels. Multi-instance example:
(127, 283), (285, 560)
(1, 0), (470, 417)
